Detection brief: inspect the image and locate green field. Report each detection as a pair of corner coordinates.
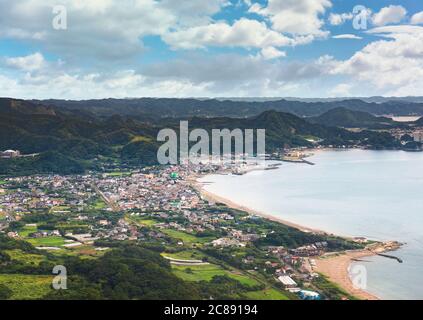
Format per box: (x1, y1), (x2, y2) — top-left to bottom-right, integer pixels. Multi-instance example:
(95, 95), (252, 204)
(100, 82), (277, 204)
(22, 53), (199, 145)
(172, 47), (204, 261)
(162, 250), (205, 260)
(18, 225), (38, 237)
(92, 199), (107, 209)
(27, 236), (65, 247)
(0, 180), (7, 185)
(162, 229), (212, 245)
(243, 288), (289, 300)
(0, 274), (53, 300)
(56, 222), (89, 231)
(105, 171), (132, 177)
(4, 249), (46, 266)
(172, 264), (260, 287)
(127, 216), (158, 227)
(50, 205), (70, 212)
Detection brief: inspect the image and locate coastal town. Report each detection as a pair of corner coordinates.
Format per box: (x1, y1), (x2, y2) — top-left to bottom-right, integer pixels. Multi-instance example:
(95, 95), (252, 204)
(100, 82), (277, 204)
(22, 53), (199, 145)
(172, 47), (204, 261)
(0, 158), (402, 300)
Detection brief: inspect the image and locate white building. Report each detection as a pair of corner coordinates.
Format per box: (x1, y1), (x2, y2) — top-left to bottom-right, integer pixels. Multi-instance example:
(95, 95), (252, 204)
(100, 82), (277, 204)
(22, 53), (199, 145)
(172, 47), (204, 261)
(278, 275), (297, 288)
(0, 150), (21, 159)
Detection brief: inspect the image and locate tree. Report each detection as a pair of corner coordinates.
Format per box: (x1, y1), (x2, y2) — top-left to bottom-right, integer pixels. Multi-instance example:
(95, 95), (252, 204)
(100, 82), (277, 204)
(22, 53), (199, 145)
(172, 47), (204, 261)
(0, 284), (12, 300)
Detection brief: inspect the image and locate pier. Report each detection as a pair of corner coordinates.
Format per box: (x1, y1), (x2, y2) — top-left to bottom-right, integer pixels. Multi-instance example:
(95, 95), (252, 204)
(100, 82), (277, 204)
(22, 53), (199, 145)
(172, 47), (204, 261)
(376, 253), (403, 263)
(282, 158), (315, 165)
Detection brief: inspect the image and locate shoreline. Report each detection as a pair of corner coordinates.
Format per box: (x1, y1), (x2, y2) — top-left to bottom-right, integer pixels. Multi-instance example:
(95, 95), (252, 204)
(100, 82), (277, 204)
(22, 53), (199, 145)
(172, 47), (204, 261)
(192, 175), (397, 301)
(197, 183), (326, 235)
(314, 249), (380, 300)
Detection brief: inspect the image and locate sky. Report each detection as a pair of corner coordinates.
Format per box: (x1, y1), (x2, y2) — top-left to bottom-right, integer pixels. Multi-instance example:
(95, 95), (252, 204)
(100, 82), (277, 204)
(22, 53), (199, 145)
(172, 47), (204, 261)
(0, 0), (423, 99)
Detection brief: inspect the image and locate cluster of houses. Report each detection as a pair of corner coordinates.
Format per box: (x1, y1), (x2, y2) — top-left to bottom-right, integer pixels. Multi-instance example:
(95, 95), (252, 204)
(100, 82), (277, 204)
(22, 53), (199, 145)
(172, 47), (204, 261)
(0, 175), (98, 217)
(95, 171), (204, 212)
(289, 242), (328, 257)
(1, 161), (334, 300)
(390, 128), (423, 144)
(266, 245), (325, 299)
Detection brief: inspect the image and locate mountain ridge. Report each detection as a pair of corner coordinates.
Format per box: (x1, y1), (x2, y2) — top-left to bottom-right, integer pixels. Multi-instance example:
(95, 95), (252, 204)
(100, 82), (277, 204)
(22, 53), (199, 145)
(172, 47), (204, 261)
(309, 107), (398, 129)
(29, 97), (423, 119)
(0, 98), (405, 175)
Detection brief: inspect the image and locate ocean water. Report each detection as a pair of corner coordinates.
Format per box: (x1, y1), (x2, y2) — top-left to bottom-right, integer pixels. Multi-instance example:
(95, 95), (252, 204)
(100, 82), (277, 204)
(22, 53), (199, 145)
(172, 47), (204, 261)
(200, 150), (423, 300)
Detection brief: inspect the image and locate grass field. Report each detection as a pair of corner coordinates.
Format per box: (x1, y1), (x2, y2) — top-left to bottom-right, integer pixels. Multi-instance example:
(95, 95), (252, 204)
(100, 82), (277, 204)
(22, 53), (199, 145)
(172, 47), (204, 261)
(50, 206), (70, 213)
(172, 264), (260, 287)
(0, 180), (7, 185)
(18, 225), (38, 237)
(0, 274), (53, 300)
(243, 288), (289, 300)
(127, 216), (158, 227)
(4, 249), (46, 266)
(162, 229), (213, 245)
(105, 171), (132, 177)
(56, 222), (89, 231)
(136, 219), (157, 226)
(27, 236), (65, 247)
(92, 199), (107, 209)
(162, 250), (206, 260)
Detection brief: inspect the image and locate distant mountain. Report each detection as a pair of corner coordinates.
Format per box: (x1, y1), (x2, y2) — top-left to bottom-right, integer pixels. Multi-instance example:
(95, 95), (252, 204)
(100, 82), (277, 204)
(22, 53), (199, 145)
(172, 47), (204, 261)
(219, 96), (423, 104)
(164, 110), (400, 151)
(0, 98), (403, 175)
(309, 107), (398, 129)
(0, 98), (160, 175)
(34, 98), (423, 119)
(0, 98), (56, 116)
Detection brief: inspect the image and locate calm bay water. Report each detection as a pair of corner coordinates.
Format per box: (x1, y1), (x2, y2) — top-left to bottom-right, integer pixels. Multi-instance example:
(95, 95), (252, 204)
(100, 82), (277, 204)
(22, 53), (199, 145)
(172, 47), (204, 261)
(200, 150), (423, 300)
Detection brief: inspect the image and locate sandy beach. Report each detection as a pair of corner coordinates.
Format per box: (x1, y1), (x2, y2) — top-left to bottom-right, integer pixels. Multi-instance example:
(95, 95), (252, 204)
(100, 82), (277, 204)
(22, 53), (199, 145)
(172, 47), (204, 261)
(195, 181), (326, 235)
(314, 250), (379, 300)
(193, 177), (389, 300)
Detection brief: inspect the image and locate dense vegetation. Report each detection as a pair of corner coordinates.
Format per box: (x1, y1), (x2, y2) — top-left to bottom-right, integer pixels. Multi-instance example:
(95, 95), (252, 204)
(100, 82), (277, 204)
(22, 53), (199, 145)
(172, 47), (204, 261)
(38, 97), (423, 118)
(0, 235), (196, 299)
(0, 234), (282, 300)
(309, 107), (398, 129)
(0, 98), (410, 175)
(46, 245), (200, 300)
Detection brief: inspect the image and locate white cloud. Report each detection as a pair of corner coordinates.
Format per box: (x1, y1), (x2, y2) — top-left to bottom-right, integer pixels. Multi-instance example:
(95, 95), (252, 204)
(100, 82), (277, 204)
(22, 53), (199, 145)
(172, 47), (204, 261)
(0, 51), (339, 99)
(328, 13), (353, 26)
(162, 18), (293, 50)
(0, 0), (328, 63)
(332, 25), (423, 96)
(0, 0), (229, 62)
(5, 52), (46, 71)
(1, 1), (420, 99)
(254, 0), (332, 36)
(372, 5), (407, 27)
(248, 3), (262, 14)
(260, 47), (286, 60)
(332, 34), (362, 40)
(411, 11), (423, 25)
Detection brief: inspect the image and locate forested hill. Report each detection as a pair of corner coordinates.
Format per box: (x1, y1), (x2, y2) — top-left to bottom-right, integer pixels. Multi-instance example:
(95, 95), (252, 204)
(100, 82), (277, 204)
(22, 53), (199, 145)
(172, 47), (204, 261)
(35, 97), (423, 119)
(0, 98), (402, 175)
(309, 107), (399, 129)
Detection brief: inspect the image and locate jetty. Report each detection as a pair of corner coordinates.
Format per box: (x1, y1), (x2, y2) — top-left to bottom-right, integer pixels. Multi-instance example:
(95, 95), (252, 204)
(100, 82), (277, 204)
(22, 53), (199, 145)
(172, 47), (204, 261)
(369, 241), (404, 263)
(376, 253), (403, 263)
(282, 158), (315, 165)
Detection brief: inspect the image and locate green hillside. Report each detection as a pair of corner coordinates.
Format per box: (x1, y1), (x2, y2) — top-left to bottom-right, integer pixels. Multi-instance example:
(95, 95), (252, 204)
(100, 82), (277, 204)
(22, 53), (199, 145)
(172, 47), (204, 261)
(310, 107), (397, 129)
(0, 98), (403, 175)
